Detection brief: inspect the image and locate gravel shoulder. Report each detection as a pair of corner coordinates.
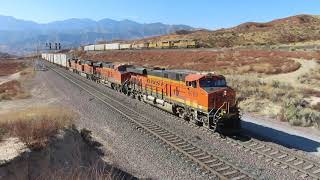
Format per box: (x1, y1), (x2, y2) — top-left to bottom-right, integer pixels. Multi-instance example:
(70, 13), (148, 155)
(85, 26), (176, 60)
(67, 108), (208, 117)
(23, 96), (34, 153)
(242, 113), (320, 156)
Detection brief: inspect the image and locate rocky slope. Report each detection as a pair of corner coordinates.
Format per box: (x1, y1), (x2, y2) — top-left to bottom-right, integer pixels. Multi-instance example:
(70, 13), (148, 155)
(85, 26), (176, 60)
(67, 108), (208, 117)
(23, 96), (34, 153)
(140, 14), (320, 48)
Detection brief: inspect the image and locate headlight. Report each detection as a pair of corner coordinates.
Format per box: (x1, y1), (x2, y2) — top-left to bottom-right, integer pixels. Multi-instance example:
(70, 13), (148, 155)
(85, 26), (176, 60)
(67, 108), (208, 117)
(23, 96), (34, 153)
(223, 90), (227, 96)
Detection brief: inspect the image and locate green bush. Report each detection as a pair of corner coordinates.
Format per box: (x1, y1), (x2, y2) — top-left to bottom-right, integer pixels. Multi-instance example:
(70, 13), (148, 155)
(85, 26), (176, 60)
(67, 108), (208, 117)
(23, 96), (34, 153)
(0, 128), (7, 141)
(279, 97), (320, 128)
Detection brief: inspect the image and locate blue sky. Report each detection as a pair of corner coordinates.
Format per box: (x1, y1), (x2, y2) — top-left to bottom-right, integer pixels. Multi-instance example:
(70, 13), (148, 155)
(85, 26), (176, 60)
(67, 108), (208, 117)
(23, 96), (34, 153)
(0, 0), (319, 29)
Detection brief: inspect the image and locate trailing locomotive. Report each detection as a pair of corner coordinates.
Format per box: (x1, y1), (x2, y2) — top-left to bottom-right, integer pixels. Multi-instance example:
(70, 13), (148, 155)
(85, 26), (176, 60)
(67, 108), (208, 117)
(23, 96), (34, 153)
(42, 53), (240, 134)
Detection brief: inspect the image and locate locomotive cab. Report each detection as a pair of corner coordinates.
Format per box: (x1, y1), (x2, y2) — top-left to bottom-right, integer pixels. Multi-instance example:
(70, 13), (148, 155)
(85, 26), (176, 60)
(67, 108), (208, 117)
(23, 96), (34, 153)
(185, 73), (240, 134)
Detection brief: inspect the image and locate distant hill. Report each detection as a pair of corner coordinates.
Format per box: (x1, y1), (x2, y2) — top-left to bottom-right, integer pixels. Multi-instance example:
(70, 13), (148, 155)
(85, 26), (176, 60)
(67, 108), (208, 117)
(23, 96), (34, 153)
(139, 14), (320, 48)
(0, 51), (15, 59)
(0, 15), (194, 54)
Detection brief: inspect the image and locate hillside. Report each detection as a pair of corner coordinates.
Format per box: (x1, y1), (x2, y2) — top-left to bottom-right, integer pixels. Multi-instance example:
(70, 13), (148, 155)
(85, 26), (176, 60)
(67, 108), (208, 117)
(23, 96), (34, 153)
(138, 14), (320, 48)
(0, 15), (194, 54)
(0, 52), (15, 59)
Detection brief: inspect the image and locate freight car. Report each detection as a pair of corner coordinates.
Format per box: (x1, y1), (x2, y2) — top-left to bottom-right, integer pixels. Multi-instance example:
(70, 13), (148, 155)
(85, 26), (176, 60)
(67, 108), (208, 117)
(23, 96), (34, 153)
(42, 53), (240, 134)
(132, 42), (149, 49)
(119, 44), (132, 50)
(42, 53), (71, 68)
(105, 43), (120, 50)
(94, 44), (105, 51)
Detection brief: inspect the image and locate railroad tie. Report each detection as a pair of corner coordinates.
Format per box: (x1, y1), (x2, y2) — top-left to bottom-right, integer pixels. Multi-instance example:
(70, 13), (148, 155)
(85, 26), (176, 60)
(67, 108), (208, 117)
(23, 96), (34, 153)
(182, 146), (196, 151)
(293, 160), (304, 166)
(303, 164), (314, 170)
(163, 134), (177, 139)
(312, 169), (320, 174)
(186, 149), (201, 154)
(209, 162), (224, 167)
(203, 159), (217, 165)
(231, 174), (247, 180)
(254, 145), (265, 150)
(299, 174), (309, 179)
(285, 157), (296, 162)
(192, 152), (207, 158)
(269, 151), (279, 155)
(197, 155), (212, 161)
(216, 166), (230, 172)
(175, 142), (188, 147)
(167, 137), (180, 142)
(222, 170), (238, 176)
(249, 143), (258, 147)
(276, 154), (288, 159)
(262, 147), (272, 152)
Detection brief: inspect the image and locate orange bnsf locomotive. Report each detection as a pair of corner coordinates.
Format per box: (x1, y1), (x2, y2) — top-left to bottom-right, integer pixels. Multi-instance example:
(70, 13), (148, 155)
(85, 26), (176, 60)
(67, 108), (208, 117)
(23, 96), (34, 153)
(126, 67), (240, 133)
(52, 56), (240, 134)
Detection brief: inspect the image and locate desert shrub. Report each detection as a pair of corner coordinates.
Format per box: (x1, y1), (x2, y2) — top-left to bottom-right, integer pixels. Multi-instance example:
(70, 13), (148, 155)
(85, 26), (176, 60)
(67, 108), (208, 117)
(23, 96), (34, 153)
(271, 80), (280, 88)
(0, 106), (75, 149)
(312, 103), (320, 112)
(0, 127), (7, 141)
(0, 80), (30, 101)
(41, 164), (111, 180)
(278, 97), (320, 127)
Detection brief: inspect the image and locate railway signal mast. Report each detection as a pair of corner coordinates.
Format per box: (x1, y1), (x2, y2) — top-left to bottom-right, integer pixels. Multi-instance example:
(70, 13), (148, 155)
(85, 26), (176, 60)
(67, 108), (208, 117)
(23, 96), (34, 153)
(46, 42), (62, 51)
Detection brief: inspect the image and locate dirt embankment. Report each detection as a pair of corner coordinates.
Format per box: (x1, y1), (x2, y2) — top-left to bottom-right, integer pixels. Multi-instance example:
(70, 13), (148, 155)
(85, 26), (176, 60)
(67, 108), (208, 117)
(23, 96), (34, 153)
(0, 59), (33, 101)
(0, 128), (136, 180)
(0, 60), (27, 77)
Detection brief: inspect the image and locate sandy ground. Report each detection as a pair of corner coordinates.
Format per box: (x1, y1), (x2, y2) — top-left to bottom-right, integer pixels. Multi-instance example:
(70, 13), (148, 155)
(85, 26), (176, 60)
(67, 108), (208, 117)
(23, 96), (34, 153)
(0, 68), (60, 165)
(0, 71), (59, 115)
(242, 59), (320, 155)
(0, 72), (21, 85)
(264, 58), (320, 90)
(0, 138), (26, 165)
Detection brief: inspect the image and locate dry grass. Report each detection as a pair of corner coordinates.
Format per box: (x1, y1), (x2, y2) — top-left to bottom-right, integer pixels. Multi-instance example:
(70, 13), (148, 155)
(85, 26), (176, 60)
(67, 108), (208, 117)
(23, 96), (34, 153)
(313, 103), (320, 112)
(302, 88), (320, 98)
(0, 60), (27, 76)
(0, 106), (75, 149)
(0, 80), (30, 101)
(80, 49), (310, 75)
(227, 74), (320, 127)
(40, 165), (112, 180)
(299, 68), (320, 85)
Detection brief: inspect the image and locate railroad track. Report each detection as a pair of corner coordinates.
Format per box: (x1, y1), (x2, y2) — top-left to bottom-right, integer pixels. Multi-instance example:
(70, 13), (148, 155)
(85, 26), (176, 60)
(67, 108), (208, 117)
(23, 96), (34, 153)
(238, 139), (320, 179)
(135, 85), (320, 179)
(47, 64), (256, 180)
(145, 99), (320, 179)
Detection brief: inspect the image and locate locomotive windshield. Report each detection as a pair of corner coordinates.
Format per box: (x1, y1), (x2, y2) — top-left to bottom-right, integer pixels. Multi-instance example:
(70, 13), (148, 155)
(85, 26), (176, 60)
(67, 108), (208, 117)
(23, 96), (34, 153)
(200, 79), (226, 88)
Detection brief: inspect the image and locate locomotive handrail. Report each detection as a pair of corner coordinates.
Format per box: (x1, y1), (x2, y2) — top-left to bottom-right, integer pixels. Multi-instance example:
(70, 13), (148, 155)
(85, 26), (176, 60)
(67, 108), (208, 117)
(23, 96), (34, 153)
(209, 102), (227, 118)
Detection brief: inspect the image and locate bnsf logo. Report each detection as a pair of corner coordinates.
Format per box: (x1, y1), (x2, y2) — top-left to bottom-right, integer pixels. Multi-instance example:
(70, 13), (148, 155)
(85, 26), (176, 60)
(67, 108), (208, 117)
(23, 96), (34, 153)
(147, 79), (164, 86)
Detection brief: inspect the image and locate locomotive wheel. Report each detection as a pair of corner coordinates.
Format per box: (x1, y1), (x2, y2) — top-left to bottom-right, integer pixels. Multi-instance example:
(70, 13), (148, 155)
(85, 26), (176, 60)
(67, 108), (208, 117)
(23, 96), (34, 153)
(194, 120), (202, 126)
(111, 83), (115, 90)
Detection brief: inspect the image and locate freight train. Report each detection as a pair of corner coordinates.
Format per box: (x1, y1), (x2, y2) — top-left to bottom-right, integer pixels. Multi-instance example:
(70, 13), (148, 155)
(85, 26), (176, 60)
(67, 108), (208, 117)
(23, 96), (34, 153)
(41, 53), (240, 134)
(84, 39), (197, 51)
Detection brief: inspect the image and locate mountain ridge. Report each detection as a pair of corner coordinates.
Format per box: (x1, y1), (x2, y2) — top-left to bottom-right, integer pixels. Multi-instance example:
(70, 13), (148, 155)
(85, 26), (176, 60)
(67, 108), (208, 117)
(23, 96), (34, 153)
(0, 15), (194, 54)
